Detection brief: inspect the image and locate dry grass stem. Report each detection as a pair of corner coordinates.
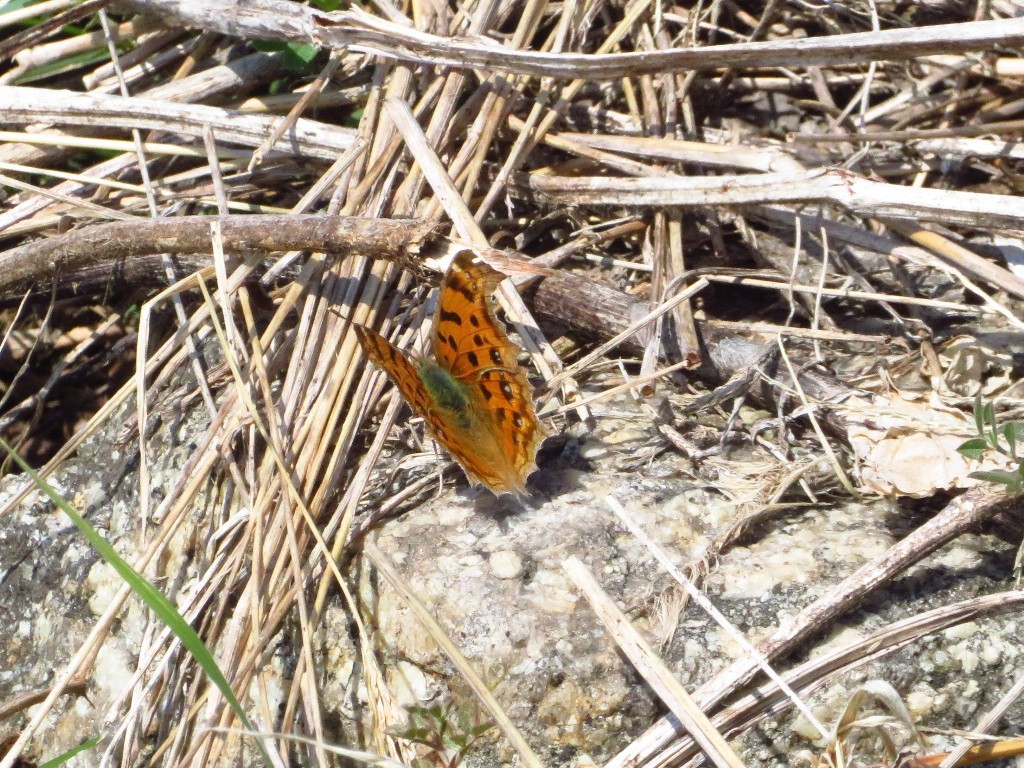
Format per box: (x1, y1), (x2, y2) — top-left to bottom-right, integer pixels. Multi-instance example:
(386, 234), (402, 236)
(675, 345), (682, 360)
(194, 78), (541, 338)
(606, 495), (829, 739)
(563, 555), (746, 768)
(0, 85), (356, 160)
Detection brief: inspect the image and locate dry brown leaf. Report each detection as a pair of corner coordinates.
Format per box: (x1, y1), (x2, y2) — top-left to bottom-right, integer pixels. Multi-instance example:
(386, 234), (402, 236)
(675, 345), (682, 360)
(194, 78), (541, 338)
(938, 336), (1013, 397)
(843, 392), (1008, 497)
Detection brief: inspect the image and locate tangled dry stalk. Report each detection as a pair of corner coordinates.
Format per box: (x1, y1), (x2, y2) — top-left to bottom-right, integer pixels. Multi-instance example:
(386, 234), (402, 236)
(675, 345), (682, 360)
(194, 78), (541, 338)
(2, 0), (1024, 766)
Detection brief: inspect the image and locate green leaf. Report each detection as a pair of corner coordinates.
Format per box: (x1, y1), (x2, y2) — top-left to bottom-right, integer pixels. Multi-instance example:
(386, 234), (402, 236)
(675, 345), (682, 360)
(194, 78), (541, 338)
(249, 39), (288, 53)
(39, 736), (101, 768)
(1004, 423), (1024, 461)
(12, 45), (116, 85)
(407, 707), (430, 729)
(346, 107), (365, 127)
(969, 469), (1024, 493)
(984, 402), (999, 446)
(403, 727), (432, 744)
(0, 0), (41, 18)
(0, 0), (36, 14)
(958, 438), (989, 460)
(973, 394), (985, 436)
(308, 0), (342, 9)
(456, 705), (472, 734)
(443, 731), (466, 750)
(0, 438), (274, 768)
(252, 40), (321, 72)
(282, 42), (319, 70)
(470, 721), (495, 737)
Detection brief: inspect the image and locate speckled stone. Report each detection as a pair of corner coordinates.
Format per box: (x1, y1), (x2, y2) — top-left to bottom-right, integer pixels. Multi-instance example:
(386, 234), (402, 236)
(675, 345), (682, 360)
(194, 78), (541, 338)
(323, 380), (1023, 768)
(3, 368), (1021, 768)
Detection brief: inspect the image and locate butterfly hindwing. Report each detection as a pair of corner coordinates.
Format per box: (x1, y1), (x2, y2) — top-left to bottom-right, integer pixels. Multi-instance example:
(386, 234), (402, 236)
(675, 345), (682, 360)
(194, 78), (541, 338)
(355, 323), (487, 477)
(475, 369), (543, 469)
(353, 324), (435, 422)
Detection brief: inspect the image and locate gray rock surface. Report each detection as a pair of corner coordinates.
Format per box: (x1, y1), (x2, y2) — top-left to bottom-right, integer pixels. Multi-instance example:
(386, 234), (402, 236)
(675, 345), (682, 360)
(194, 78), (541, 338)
(0, 398), (207, 766)
(321, 392), (1023, 767)
(2, 383), (1021, 768)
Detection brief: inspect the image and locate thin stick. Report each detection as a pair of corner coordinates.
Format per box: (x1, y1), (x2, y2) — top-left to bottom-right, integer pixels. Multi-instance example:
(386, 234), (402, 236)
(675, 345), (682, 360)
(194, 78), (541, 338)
(310, 9), (1024, 79)
(563, 556), (746, 768)
(364, 542), (547, 768)
(605, 496), (829, 739)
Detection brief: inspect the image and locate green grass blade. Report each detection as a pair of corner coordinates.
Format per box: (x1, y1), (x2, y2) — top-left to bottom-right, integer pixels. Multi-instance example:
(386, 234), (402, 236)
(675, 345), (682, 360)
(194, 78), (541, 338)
(0, 438), (273, 768)
(39, 736), (101, 768)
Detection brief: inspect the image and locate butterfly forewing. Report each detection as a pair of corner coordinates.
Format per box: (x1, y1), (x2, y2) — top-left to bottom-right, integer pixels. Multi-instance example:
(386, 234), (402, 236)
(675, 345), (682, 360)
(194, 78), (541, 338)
(432, 252), (546, 492)
(433, 251), (523, 382)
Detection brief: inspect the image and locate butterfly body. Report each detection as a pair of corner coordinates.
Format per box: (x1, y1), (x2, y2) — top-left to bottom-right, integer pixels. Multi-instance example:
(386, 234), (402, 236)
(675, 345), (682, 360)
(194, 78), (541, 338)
(355, 252), (545, 495)
(417, 359), (471, 421)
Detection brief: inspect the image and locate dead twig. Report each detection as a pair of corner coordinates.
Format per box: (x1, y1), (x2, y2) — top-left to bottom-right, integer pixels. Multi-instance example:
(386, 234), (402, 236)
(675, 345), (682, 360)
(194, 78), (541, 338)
(608, 486), (1024, 768)
(0, 215), (436, 297)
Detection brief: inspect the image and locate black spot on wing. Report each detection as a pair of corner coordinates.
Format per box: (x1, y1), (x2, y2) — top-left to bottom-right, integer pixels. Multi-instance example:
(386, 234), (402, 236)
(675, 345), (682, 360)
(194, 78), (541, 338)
(489, 348), (503, 366)
(467, 351), (479, 367)
(480, 383), (493, 400)
(439, 308), (462, 326)
(470, 315), (481, 328)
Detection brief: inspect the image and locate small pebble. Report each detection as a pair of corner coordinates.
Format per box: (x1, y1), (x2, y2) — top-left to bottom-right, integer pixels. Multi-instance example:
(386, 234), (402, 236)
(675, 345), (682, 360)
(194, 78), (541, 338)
(490, 550), (524, 579)
(578, 440), (609, 460)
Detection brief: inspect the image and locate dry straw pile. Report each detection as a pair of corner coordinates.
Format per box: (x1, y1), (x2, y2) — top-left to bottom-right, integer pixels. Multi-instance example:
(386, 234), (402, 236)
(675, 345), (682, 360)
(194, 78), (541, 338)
(2, 0), (1024, 766)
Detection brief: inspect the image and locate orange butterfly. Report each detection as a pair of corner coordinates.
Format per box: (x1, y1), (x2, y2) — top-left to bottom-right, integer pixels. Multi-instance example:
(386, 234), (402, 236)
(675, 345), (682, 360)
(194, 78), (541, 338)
(354, 251), (546, 495)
